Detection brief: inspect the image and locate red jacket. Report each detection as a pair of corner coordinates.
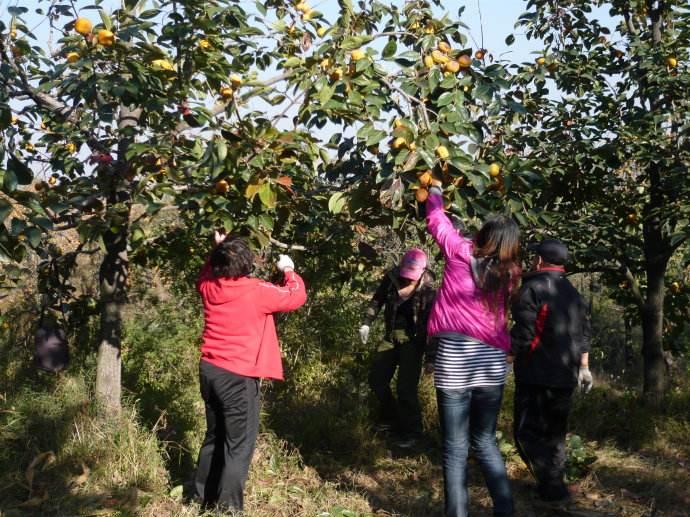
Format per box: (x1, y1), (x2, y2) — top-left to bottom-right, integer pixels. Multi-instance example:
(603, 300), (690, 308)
(197, 262), (307, 380)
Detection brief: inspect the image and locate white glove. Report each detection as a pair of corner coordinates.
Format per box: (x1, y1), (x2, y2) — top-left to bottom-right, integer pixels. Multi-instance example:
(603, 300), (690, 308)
(214, 230), (227, 246)
(358, 324), (370, 344)
(578, 367), (593, 394)
(276, 254), (295, 272)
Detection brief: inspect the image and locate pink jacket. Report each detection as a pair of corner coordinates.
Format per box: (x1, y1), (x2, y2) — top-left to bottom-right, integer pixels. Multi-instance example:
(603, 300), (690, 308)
(426, 190), (510, 351)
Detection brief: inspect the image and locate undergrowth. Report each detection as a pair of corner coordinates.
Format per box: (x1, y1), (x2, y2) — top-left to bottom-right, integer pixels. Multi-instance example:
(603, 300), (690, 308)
(1, 277), (689, 515)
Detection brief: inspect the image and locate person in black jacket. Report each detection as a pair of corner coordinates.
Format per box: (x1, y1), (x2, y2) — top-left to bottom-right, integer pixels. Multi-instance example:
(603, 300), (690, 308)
(509, 239), (592, 504)
(358, 248), (436, 448)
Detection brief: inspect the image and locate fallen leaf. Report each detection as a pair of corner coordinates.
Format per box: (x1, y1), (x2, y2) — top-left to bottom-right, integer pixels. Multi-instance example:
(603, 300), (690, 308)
(169, 484), (184, 499)
(69, 462), (91, 488)
(25, 451), (56, 490)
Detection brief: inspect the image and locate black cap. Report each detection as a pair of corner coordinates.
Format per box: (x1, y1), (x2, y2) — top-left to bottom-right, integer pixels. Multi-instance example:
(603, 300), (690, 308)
(528, 239), (569, 265)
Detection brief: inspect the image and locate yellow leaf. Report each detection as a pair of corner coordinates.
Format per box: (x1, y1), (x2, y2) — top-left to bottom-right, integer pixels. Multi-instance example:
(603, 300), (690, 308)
(245, 181), (263, 200)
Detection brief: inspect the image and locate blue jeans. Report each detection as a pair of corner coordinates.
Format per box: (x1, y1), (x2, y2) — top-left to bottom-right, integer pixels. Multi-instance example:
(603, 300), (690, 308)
(437, 385), (513, 517)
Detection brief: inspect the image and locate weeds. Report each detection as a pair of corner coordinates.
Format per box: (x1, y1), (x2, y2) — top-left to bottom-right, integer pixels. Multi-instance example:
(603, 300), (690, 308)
(1, 279), (689, 515)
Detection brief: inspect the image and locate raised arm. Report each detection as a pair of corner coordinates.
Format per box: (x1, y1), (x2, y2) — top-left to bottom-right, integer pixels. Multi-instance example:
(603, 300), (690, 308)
(425, 186), (470, 259)
(256, 269), (307, 313)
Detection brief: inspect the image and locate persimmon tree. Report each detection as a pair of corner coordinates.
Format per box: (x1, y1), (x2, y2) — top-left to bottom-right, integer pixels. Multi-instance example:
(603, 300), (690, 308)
(502, 0), (690, 397)
(0, 0), (537, 414)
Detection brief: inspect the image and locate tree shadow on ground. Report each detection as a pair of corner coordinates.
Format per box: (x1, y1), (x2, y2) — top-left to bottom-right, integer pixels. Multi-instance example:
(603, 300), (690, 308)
(265, 359), (527, 516)
(0, 392), (135, 516)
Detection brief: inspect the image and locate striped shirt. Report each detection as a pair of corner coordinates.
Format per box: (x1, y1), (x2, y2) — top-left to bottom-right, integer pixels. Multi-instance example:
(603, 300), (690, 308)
(434, 334), (508, 389)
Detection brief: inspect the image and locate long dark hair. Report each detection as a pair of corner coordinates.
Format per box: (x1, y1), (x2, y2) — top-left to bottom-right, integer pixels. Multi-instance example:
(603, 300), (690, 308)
(472, 215), (521, 315)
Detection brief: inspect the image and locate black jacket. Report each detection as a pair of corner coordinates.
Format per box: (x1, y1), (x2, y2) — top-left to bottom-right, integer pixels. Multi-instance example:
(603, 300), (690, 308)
(511, 268), (590, 388)
(363, 267), (436, 347)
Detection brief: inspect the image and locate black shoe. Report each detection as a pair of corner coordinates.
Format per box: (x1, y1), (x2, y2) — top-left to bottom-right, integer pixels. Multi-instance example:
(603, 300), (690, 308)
(394, 436), (418, 449)
(393, 432), (423, 449)
(372, 421), (395, 432)
(534, 494), (572, 511)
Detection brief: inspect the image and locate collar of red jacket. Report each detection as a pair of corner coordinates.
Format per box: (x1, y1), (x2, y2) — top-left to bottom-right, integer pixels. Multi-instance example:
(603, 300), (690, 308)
(537, 265), (566, 273)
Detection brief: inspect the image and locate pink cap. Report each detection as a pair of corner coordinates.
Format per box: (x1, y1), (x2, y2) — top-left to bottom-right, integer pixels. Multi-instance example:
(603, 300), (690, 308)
(399, 248), (427, 281)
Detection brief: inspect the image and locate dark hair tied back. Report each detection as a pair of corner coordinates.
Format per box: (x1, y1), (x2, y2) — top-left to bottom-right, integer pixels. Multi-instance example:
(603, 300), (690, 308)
(211, 237), (253, 279)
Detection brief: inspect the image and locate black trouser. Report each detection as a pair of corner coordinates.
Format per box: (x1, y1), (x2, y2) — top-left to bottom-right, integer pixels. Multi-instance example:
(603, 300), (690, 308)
(513, 383), (574, 501)
(368, 338), (424, 436)
(195, 360), (261, 512)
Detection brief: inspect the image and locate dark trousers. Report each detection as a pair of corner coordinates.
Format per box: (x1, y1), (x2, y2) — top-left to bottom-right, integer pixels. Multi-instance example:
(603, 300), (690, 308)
(368, 339), (424, 435)
(513, 383), (574, 501)
(194, 360), (260, 512)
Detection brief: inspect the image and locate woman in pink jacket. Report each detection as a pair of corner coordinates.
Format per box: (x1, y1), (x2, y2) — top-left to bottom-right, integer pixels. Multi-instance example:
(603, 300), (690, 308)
(425, 179), (520, 517)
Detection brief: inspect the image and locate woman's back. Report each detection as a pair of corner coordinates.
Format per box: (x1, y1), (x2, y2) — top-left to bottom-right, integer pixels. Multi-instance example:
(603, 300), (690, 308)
(425, 192), (510, 351)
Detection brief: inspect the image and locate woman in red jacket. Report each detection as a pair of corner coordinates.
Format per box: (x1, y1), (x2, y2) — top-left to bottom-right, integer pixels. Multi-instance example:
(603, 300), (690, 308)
(194, 232), (307, 512)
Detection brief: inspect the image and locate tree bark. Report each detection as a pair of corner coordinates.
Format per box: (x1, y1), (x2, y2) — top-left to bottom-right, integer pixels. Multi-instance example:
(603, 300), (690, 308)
(640, 262), (667, 398)
(640, 164), (669, 399)
(94, 106), (141, 415)
(95, 226), (128, 415)
(638, 8), (669, 401)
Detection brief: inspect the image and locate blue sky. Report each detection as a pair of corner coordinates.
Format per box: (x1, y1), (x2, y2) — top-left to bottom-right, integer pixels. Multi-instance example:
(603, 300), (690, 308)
(7, 0), (617, 176)
(13, 1), (543, 63)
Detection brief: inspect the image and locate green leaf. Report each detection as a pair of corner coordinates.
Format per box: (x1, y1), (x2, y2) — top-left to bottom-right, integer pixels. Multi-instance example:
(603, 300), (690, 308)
(437, 92), (454, 107)
(473, 81), (493, 103)
(328, 192), (347, 214)
(3, 169), (17, 192)
(215, 139), (228, 162)
(341, 36), (372, 50)
(423, 133), (440, 150)
(284, 57), (302, 68)
(428, 68), (441, 92)
(8, 155), (32, 185)
(138, 9), (161, 19)
(417, 149), (435, 169)
(255, 1), (267, 16)
(505, 34), (515, 46)
(382, 39), (397, 59)
(366, 130), (386, 146)
(0, 200), (10, 222)
(10, 218), (25, 236)
(25, 227), (41, 248)
(505, 100), (528, 114)
(99, 9), (112, 30)
(319, 83), (335, 105)
(258, 183), (277, 209)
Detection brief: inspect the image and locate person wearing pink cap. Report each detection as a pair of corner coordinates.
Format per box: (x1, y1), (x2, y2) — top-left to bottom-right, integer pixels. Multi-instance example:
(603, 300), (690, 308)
(358, 248), (436, 448)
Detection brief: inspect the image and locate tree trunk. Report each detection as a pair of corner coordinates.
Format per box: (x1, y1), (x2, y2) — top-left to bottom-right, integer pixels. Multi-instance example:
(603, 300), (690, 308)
(95, 223), (129, 416)
(640, 163), (669, 399)
(640, 264), (667, 398)
(94, 105), (140, 416)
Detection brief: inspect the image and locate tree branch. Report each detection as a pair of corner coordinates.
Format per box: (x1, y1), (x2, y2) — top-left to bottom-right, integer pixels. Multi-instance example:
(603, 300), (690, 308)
(0, 42), (80, 123)
(618, 260), (645, 308)
(378, 75), (433, 131)
(269, 236), (306, 251)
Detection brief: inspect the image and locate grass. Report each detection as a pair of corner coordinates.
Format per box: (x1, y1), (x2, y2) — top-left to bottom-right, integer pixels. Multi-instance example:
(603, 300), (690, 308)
(0, 284), (688, 516)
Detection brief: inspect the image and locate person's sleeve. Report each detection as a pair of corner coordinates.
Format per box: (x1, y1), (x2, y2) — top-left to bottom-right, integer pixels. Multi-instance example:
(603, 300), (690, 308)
(510, 285), (540, 356)
(197, 257), (213, 293)
(425, 337), (439, 365)
(417, 288), (435, 343)
(363, 274), (391, 326)
(577, 296), (591, 354)
(256, 270), (307, 313)
(425, 188), (471, 260)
